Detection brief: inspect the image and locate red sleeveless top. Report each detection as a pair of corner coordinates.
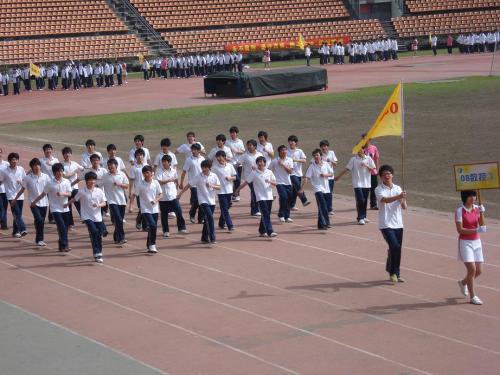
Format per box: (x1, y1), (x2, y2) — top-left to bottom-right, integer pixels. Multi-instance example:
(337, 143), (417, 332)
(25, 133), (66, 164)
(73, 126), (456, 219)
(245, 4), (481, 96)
(457, 206), (480, 241)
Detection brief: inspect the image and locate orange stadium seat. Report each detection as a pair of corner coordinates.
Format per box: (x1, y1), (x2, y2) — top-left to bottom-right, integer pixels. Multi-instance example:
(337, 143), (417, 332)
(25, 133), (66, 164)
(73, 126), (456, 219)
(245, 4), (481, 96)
(405, 0), (499, 13)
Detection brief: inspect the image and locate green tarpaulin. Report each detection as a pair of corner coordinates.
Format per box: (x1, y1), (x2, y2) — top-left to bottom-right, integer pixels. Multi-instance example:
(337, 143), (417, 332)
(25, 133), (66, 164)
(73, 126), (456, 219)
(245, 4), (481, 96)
(204, 67), (328, 98)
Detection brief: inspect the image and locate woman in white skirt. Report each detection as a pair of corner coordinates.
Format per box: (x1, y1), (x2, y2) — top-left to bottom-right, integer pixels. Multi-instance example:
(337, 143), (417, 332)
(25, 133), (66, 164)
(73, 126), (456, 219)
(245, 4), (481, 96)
(455, 190), (487, 305)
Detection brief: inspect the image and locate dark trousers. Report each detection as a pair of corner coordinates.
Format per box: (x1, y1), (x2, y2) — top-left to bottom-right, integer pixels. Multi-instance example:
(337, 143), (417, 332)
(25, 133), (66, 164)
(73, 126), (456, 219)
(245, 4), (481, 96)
(233, 165), (242, 193)
(369, 175), (378, 208)
(52, 211), (70, 250)
(432, 46), (437, 56)
(30, 205), (47, 243)
(315, 192), (330, 229)
(381, 228), (403, 277)
(84, 220), (105, 256)
(290, 175), (307, 208)
(13, 82), (20, 95)
(249, 182), (259, 215)
(306, 56), (311, 66)
(447, 46), (453, 54)
(257, 200), (274, 235)
(189, 187), (202, 222)
(143, 70), (149, 80)
(109, 204), (125, 242)
(276, 184), (292, 219)
(2, 84), (7, 95)
(10, 200), (26, 234)
(354, 188), (370, 221)
(0, 193), (8, 227)
(200, 203), (216, 242)
(217, 193), (233, 230)
(142, 213), (158, 247)
(68, 189), (81, 226)
(159, 199), (186, 233)
(136, 197), (148, 230)
(326, 179), (335, 213)
(117, 73), (123, 85)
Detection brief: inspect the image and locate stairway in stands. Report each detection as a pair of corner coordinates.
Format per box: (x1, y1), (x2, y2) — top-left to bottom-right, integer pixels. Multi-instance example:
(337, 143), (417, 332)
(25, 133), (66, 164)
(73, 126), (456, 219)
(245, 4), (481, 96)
(106, 0), (174, 56)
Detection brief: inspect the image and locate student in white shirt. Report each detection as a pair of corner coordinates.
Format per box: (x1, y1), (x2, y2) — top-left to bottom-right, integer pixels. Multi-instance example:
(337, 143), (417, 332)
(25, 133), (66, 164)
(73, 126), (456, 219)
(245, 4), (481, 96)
(156, 154), (188, 237)
(31, 163), (73, 252)
(335, 147), (376, 225)
(226, 126), (245, 201)
(176, 131), (205, 157)
(103, 144), (127, 173)
(180, 143), (205, 224)
(153, 138), (177, 173)
(0, 153), (27, 237)
(81, 139), (102, 169)
(301, 149), (333, 230)
(207, 134), (233, 162)
(40, 143), (59, 224)
(15, 158), (50, 245)
(128, 148), (148, 230)
(178, 160), (220, 244)
(236, 156), (277, 238)
(103, 159), (129, 245)
(0, 148), (8, 229)
(375, 165), (407, 284)
(128, 134), (151, 166)
(132, 165), (162, 253)
(212, 151), (237, 231)
(319, 140), (338, 215)
(61, 147), (84, 228)
(238, 139), (263, 216)
(69, 172), (107, 262)
(256, 130), (274, 165)
(269, 145), (294, 223)
(287, 135), (310, 210)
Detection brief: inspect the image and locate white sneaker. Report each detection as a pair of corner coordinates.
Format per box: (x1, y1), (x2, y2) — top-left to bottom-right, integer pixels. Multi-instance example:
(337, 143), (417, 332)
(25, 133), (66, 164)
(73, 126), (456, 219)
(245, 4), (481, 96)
(14, 233), (21, 238)
(253, 212), (261, 217)
(105, 212), (110, 217)
(291, 207), (299, 211)
(470, 296), (483, 305)
(279, 217), (285, 223)
(168, 212), (176, 217)
(285, 218), (293, 223)
(269, 232), (278, 237)
(364, 218), (370, 223)
(457, 280), (469, 296)
(232, 196), (241, 202)
(178, 229), (189, 234)
(329, 211), (334, 216)
(36, 241), (47, 247)
(122, 219), (127, 223)
(163, 232), (170, 238)
(148, 245), (158, 253)
(358, 219), (366, 225)
(95, 257), (103, 263)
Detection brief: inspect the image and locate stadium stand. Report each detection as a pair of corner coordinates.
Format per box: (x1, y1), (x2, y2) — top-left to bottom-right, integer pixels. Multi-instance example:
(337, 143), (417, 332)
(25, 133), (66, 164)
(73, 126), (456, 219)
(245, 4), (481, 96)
(405, 0), (500, 14)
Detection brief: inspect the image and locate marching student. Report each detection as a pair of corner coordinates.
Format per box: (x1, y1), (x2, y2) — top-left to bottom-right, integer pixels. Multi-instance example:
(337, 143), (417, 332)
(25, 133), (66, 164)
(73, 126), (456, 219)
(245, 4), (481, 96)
(176, 131), (205, 156)
(156, 154), (188, 238)
(81, 139), (102, 169)
(335, 146), (376, 225)
(61, 147), (84, 228)
(31, 163), (72, 252)
(132, 165), (162, 253)
(128, 148), (148, 230)
(207, 134), (233, 162)
(269, 145), (294, 223)
(180, 143), (205, 224)
(69, 172), (107, 263)
(301, 149), (333, 230)
(1, 71), (9, 96)
(212, 151), (236, 231)
(178, 160), (220, 244)
(375, 165), (407, 284)
(153, 138), (178, 173)
(0, 153), (27, 238)
(16, 158), (50, 246)
(287, 135), (310, 210)
(102, 159), (129, 245)
(225, 126), (245, 201)
(79, 153), (109, 226)
(455, 190), (486, 305)
(40, 144), (59, 179)
(237, 139), (263, 216)
(128, 135), (151, 166)
(236, 156), (277, 238)
(103, 144), (127, 173)
(319, 140), (338, 215)
(0, 148), (9, 229)
(256, 130), (274, 165)
(362, 135), (380, 210)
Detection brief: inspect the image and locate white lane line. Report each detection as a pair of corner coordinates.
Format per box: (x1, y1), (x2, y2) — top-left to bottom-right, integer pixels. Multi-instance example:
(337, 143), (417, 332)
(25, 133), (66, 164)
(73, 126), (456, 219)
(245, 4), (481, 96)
(0, 258), (300, 375)
(0, 299), (170, 375)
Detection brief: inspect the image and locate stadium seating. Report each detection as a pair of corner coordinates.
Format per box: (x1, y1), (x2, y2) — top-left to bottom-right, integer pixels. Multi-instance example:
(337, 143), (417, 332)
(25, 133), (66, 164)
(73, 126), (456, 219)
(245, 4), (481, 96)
(0, 0), (127, 38)
(405, 0), (499, 14)
(130, 0), (350, 30)
(162, 20), (386, 53)
(0, 34), (148, 65)
(392, 9), (500, 37)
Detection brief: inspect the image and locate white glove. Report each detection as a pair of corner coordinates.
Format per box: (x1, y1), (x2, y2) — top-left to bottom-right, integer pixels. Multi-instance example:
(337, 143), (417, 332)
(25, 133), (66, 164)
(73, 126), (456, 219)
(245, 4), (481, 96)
(478, 205), (485, 213)
(476, 226), (487, 233)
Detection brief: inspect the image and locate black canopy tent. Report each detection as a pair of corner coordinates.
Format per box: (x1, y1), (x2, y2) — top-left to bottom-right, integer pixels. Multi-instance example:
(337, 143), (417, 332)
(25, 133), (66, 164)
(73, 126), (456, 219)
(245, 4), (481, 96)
(204, 66), (328, 98)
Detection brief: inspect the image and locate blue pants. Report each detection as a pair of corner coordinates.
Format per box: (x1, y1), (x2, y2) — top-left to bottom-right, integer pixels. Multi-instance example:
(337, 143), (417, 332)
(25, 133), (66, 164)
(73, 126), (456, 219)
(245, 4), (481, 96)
(0, 193), (8, 227)
(232, 165), (242, 194)
(10, 200), (26, 235)
(315, 192), (330, 229)
(142, 213), (158, 247)
(381, 228), (404, 277)
(52, 211), (70, 250)
(290, 175), (307, 208)
(257, 200), (274, 235)
(326, 179), (335, 213)
(68, 189), (81, 226)
(276, 184), (292, 219)
(217, 193), (233, 230)
(159, 199), (186, 233)
(249, 182), (259, 215)
(30, 206), (47, 243)
(199, 203), (216, 242)
(136, 197), (148, 230)
(109, 204), (125, 242)
(84, 220), (106, 256)
(354, 187), (370, 221)
(189, 187), (202, 222)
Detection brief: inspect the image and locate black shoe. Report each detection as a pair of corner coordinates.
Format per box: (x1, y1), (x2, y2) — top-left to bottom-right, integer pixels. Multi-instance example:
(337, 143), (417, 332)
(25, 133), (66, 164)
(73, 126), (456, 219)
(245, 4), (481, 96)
(102, 230), (108, 238)
(49, 220), (56, 224)
(136, 223), (142, 230)
(370, 206), (379, 210)
(20, 231), (28, 237)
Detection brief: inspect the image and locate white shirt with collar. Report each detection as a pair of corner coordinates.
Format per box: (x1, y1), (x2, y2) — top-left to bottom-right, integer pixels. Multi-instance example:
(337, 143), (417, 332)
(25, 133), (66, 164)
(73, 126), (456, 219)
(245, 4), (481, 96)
(63, 161), (84, 186)
(207, 145), (233, 162)
(81, 166), (107, 188)
(128, 146), (151, 164)
(269, 157), (293, 185)
(102, 171), (128, 205)
(345, 155), (376, 188)
(81, 151), (102, 169)
(257, 142), (274, 165)
(136, 179), (162, 214)
(75, 186), (106, 222)
(22, 172), (50, 206)
(375, 183), (404, 229)
(225, 138), (245, 165)
(129, 162), (147, 194)
(246, 168), (276, 201)
(40, 156), (59, 177)
(154, 151), (177, 170)
(241, 151), (263, 180)
(190, 172), (220, 205)
(321, 150), (338, 180)
(305, 161), (332, 193)
(44, 178), (72, 212)
(182, 155), (205, 184)
(287, 148), (307, 177)
(0, 166), (26, 200)
(0, 160), (8, 193)
(102, 156), (126, 172)
(212, 161), (236, 195)
(176, 142), (205, 156)
(156, 168), (178, 201)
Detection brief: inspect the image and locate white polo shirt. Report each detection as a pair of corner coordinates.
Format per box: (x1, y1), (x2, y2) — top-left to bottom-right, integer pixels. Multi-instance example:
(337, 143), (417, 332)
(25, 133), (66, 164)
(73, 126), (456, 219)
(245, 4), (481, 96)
(74, 186), (106, 222)
(128, 146), (151, 164)
(81, 151), (102, 169)
(22, 172), (50, 206)
(269, 157), (293, 185)
(321, 150), (338, 179)
(44, 178), (72, 213)
(129, 162), (147, 194)
(0, 166), (26, 200)
(153, 151), (177, 170)
(207, 145), (233, 162)
(190, 172), (220, 205)
(246, 169), (275, 201)
(345, 155), (376, 188)
(240, 151), (263, 180)
(257, 142), (274, 165)
(212, 162), (236, 195)
(226, 138), (245, 165)
(136, 179), (162, 214)
(102, 156), (126, 172)
(81, 167), (107, 188)
(0, 160), (8, 193)
(40, 156), (59, 178)
(305, 162), (332, 193)
(375, 183), (404, 229)
(102, 171), (128, 205)
(63, 161), (83, 186)
(287, 148), (307, 177)
(182, 155), (205, 184)
(156, 168), (178, 201)
(176, 142), (204, 156)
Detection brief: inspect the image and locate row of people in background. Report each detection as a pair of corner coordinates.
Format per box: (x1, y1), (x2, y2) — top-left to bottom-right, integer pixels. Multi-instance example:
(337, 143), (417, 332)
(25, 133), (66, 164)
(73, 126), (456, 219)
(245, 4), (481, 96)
(456, 32), (499, 54)
(0, 60), (127, 96)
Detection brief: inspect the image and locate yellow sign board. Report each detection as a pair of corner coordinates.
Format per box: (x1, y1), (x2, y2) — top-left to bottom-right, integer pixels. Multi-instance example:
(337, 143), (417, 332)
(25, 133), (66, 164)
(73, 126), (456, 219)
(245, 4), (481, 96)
(454, 162), (499, 191)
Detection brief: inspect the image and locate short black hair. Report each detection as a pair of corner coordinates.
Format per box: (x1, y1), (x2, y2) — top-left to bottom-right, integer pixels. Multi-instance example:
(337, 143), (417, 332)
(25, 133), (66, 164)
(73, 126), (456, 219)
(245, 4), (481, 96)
(161, 154), (172, 163)
(186, 131), (195, 137)
(190, 143), (201, 151)
(312, 148), (321, 156)
(52, 163), (64, 174)
(107, 158), (118, 166)
(90, 153), (101, 161)
(246, 139), (257, 148)
(288, 135), (298, 143)
(62, 146), (72, 155)
(229, 126), (239, 134)
(277, 145), (287, 153)
(29, 158), (41, 168)
(107, 144), (117, 152)
(378, 164), (394, 177)
(85, 139), (96, 147)
(42, 143), (53, 151)
(257, 130), (268, 139)
(160, 138), (171, 147)
(134, 148), (145, 157)
(7, 152), (19, 161)
(84, 171), (97, 181)
(319, 140), (330, 147)
(141, 165), (153, 173)
(461, 190), (477, 204)
(201, 159), (212, 169)
(215, 150), (226, 159)
(255, 156), (266, 164)
(134, 134), (145, 143)
(216, 134), (226, 142)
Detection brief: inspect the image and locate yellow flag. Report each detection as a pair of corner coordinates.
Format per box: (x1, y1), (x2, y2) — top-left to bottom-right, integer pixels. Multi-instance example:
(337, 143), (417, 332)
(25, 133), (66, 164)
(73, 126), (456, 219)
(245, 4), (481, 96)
(138, 53), (145, 65)
(298, 33), (306, 50)
(352, 82), (403, 154)
(429, 34), (433, 45)
(29, 62), (41, 77)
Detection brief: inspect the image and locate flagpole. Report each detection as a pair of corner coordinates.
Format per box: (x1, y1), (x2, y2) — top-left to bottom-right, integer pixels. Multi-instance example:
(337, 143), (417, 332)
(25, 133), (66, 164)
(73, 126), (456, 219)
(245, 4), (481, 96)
(400, 79), (406, 190)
